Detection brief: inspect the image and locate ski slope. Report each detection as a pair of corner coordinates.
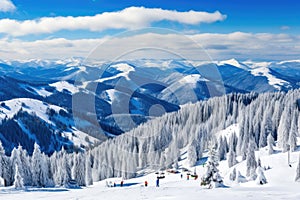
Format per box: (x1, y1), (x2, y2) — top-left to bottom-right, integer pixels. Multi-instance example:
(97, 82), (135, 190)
(1, 144), (300, 200)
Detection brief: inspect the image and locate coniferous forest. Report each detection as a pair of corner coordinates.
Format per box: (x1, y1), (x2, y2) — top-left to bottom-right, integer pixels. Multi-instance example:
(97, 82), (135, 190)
(0, 89), (299, 187)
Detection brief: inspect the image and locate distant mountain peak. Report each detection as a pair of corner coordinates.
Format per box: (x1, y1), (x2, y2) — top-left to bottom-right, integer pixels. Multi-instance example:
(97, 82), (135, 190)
(219, 58), (248, 70)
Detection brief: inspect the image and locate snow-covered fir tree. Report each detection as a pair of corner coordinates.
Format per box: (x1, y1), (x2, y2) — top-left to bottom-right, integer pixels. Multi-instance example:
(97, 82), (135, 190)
(14, 165), (24, 189)
(0, 141), (11, 186)
(259, 113), (272, 148)
(267, 133), (275, 155)
(187, 143), (197, 167)
(85, 151), (93, 186)
(277, 106), (291, 152)
(31, 143), (49, 187)
(201, 144), (223, 188)
(255, 166), (267, 185)
(217, 136), (227, 161)
(235, 170), (247, 184)
(295, 154), (300, 182)
(228, 138), (237, 168)
(73, 152), (86, 186)
(246, 139), (257, 178)
(229, 168), (236, 181)
(17, 145), (32, 186)
(289, 113), (298, 152)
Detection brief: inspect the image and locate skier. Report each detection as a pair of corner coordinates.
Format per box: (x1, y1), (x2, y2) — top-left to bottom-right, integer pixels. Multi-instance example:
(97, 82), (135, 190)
(145, 181), (148, 187)
(121, 180), (124, 187)
(156, 178), (159, 187)
(187, 174), (190, 180)
(180, 173), (183, 179)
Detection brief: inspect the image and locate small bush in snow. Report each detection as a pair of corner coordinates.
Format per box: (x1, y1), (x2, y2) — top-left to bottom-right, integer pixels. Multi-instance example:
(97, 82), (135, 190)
(255, 166), (267, 185)
(229, 168), (236, 181)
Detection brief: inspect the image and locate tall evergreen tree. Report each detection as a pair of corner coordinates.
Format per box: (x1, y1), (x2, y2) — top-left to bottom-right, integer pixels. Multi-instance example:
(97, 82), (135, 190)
(0, 141), (12, 186)
(260, 113), (272, 148)
(295, 154), (300, 182)
(73, 152), (86, 186)
(267, 133), (275, 155)
(228, 143), (237, 168)
(187, 143), (197, 167)
(31, 143), (48, 187)
(14, 165), (24, 189)
(289, 113), (298, 152)
(278, 107), (291, 152)
(217, 136), (227, 161)
(246, 140), (257, 178)
(255, 165), (267, 185)
(85, 151), (93, 186)
(201, 145), (223, 188)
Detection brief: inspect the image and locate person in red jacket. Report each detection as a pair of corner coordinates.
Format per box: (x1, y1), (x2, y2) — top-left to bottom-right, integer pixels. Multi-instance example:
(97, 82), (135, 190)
(145, 181), (148, 187)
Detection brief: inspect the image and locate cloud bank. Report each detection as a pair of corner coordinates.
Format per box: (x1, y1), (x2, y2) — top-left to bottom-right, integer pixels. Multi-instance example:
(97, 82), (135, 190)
(0, 0), (16, 12)
(1, 32), (299, 61)
(0, 7), (226, 36)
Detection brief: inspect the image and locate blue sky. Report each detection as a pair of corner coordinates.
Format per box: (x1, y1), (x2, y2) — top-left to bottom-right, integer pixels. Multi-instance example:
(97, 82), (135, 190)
(0, 0), (299, 60)
(2, 0), (299, 34)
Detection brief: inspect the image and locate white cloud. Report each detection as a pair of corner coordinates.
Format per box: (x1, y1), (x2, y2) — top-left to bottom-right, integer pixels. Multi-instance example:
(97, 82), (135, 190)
(0, 32), (299, 61)
(0, 0), (16, 12)
(0, 7), (226, 36)
(280, 26), (290, 30)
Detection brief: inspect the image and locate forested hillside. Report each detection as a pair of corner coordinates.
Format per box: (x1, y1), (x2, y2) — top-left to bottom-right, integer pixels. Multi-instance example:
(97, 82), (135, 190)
(0, 89), (299, 187)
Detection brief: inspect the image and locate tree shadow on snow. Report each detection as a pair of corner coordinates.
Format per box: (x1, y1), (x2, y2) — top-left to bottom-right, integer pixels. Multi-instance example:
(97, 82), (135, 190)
(25, 188), (69, 192)
(115, 183), (139, 187)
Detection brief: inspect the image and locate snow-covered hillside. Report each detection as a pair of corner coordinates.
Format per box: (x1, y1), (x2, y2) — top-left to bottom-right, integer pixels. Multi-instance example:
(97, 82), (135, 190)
(1, 142), (300, 200)
(0, 58), (300, 154)
(0, 98), (99, 154)
(0, 89), (300, 199)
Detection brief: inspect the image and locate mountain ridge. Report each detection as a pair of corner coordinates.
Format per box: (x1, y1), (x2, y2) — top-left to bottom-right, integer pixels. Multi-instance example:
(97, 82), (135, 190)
(0, 58), (299, 154)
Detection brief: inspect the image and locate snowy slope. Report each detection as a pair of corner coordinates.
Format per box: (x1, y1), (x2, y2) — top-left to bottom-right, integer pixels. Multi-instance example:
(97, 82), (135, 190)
(0, 98), (98, 149)
(2, 143), (300, 200)
(251, 67), (289, 89)
(218, 58), (249, 70)
(0, 98), (62, 122)
(49, 81), (79, 94)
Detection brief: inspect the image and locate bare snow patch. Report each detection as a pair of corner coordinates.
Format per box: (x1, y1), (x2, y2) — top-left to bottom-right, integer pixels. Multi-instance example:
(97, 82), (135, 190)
(251, 67), (288, 89)
(50, 81), (79, 94)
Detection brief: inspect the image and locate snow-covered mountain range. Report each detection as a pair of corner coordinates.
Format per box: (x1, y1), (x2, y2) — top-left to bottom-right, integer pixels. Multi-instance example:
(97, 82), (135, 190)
(0, 58), (299, 154)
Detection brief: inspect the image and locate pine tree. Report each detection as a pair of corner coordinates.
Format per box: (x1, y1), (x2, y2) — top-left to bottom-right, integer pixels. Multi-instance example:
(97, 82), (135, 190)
(85, 151), (93, 186)
(187, 144), (197, 167)
(201, 145), (223, 188)
(73, 152), (86, 186)
(0, 142), (4, 184)
(246, 140), (257, 177)
(278, 107), (291, 152)
(295, 154), (300, 182)
(229, 168), (236, 181)
(289, 114), (298, 152)
(31, 143), (48, 187)
(18, 146), (32, 186)
(260, 114), (272, 148)
(60, 149), (72, 187)
(14, 165), (24, 189)
(228, 139), (237, 168)
(255, 166), (267, 185)
(267, 133), (274, 155)
(10, 147), (22, 185)
(298, 115), (300, 135)
(0, 142), (11, 186)
(217, 136), (227, 161)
